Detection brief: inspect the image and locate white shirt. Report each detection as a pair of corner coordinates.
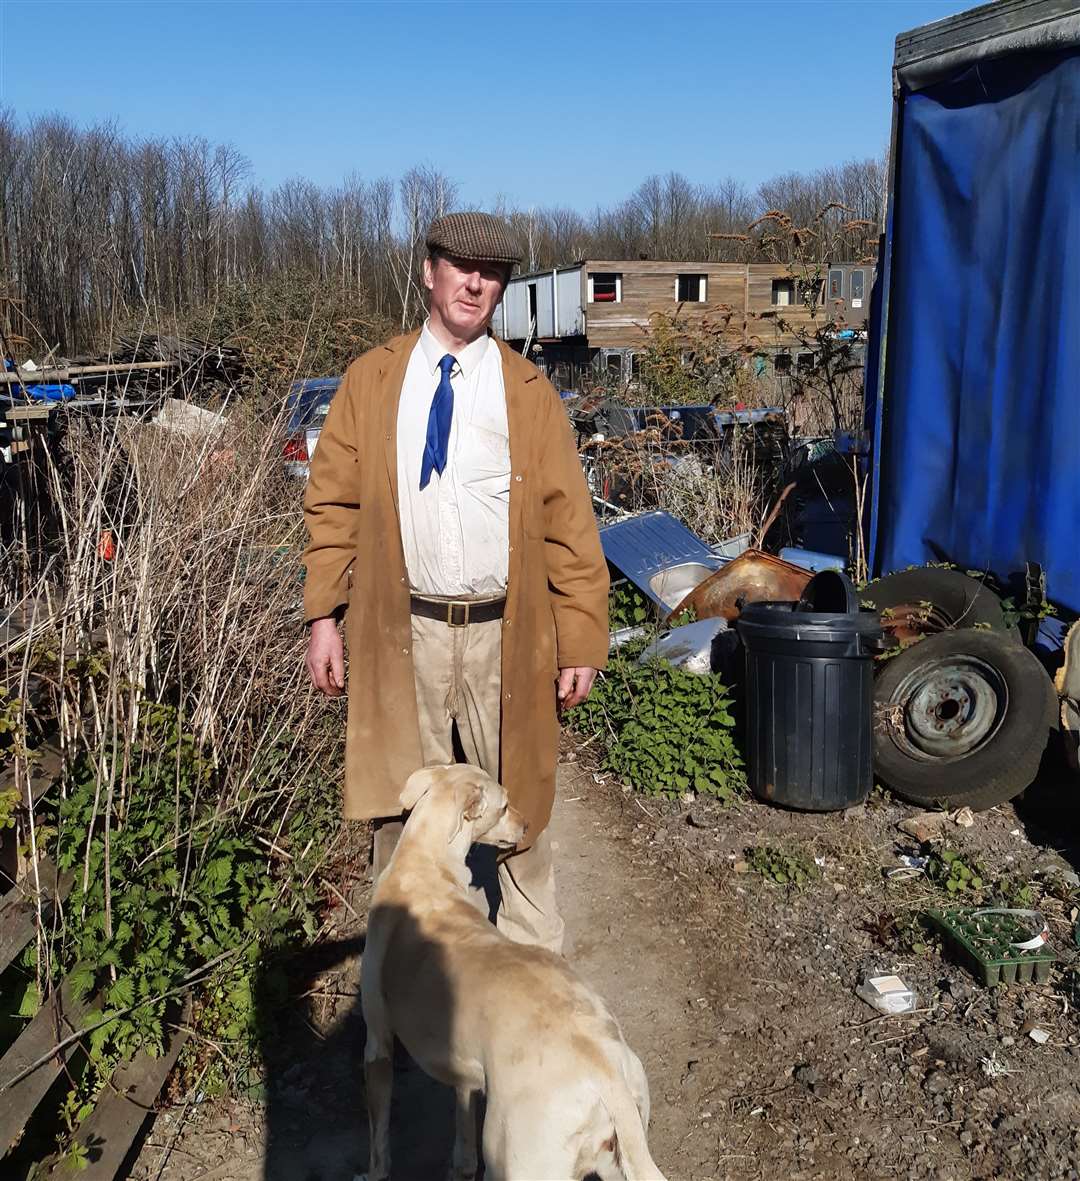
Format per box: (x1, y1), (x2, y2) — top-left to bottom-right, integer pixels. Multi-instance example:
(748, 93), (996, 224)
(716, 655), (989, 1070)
(396, 323), (510, 595)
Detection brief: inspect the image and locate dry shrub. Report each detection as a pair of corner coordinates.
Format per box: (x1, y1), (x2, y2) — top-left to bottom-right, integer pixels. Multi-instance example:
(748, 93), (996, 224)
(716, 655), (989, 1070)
(0, 398), (351, 1105)
(10, 406), (326, 776)
(582, 412), (785, 544)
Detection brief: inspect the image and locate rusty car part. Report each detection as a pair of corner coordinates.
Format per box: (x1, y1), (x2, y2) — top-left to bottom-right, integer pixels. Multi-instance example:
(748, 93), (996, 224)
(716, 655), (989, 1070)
(671, 548), (813, 623)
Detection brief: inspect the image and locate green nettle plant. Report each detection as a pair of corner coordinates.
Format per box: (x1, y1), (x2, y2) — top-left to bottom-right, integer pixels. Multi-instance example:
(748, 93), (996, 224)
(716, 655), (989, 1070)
(608, 583), (652, 630)
(571, 645), (746, 802)
(30, 702), (336, 1109)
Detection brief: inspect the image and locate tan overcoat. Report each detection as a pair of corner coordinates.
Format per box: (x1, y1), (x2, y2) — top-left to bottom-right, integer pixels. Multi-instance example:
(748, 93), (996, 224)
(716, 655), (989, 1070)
(302, 330), (609, 844)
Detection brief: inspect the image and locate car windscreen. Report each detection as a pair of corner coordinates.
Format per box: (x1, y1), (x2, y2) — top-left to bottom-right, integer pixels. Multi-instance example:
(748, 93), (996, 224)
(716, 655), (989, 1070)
(287, 388), (336, 434)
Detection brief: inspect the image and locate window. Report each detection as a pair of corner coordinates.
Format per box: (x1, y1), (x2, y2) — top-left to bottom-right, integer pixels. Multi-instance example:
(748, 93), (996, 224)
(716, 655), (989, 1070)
(849, 269), (865, 307)
(773, 353), (792, 373)
(630, 353), (641, 378)
(589, 272), (621, 303)
(527, 283), (538, 323)
(771, 279), (795, 306)
(606, 352), (623, 375)
(797, 278), (825, 306)
(828, 268), (844, 301)
(797, 352), (815, 372)
(676, 274), (706, 302)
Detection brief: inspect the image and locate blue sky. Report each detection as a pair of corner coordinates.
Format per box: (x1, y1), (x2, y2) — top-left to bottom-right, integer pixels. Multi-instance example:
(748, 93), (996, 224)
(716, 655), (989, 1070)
(0, 0), (972, 209)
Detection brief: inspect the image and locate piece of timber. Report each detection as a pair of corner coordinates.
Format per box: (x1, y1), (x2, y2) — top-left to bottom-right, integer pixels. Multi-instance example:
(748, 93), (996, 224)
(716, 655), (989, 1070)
(0, 979), (100, 1156)
(44, 1002), (191, 1180)
(0, 360), (176, 384)
(0, 857), (70, 977)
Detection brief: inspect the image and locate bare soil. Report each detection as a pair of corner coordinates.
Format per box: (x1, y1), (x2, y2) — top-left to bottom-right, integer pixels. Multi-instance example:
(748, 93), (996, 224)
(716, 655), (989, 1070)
(127, 744), (1080, 1181)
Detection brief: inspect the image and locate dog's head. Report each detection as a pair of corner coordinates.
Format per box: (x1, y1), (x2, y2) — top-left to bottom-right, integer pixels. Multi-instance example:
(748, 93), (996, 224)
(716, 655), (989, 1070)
(400, 764), (528, 849)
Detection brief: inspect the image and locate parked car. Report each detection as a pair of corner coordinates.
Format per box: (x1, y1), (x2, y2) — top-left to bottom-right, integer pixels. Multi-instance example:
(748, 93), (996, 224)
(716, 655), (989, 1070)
(283, 377), (340, 478)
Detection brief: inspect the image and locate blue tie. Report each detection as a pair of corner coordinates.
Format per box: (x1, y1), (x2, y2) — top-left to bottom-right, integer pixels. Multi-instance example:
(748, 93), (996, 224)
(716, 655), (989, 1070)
(420, 354), (456, 490)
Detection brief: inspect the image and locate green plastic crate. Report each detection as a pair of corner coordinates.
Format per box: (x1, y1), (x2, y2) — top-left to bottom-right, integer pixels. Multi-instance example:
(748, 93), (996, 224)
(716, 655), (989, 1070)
(924, 908), (1056, 986)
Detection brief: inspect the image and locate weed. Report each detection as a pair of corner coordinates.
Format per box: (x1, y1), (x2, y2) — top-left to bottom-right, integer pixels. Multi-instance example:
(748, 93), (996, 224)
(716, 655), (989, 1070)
(0, 398), (347, 1159)
(927, 848), (986, 894)
(746, 843), (820, 889)
(609, 583), (651, 630)
(570, 646), (745, 802)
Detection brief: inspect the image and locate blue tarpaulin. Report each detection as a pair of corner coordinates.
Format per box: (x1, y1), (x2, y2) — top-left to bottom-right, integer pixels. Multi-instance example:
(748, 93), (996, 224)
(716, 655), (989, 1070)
(11, 382), (77, 403)
(870, 48), (1080, 616)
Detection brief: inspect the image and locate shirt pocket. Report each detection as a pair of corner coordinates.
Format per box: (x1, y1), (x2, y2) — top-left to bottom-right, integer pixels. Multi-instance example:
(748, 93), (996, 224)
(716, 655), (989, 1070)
(464, 425), (511, 500)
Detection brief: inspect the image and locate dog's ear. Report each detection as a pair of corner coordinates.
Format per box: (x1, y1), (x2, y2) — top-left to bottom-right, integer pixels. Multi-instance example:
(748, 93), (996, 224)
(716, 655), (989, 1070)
(447, 781), (487, 844)
(401, 767), (440, 811)
(463, 783), (487, 822)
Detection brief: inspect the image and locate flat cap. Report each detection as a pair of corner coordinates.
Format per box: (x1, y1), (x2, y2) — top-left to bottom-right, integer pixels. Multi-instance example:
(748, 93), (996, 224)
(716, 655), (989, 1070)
(426, 211), (522, 267)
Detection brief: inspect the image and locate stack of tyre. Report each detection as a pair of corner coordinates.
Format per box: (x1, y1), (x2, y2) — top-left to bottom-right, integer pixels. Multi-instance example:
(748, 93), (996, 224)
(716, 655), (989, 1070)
(865, 568), (1056, 810)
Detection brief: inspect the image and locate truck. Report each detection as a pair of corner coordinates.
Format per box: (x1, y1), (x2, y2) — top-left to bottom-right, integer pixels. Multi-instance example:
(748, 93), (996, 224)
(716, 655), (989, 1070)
(865, 0), (1080, 809)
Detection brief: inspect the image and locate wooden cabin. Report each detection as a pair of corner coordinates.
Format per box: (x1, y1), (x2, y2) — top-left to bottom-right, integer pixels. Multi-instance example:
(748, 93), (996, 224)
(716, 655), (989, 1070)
(492, 259), (874, 390)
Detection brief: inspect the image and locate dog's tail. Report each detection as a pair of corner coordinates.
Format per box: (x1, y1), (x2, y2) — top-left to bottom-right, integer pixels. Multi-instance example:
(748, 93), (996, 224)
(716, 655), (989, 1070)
(599, 1085), (668, 1181)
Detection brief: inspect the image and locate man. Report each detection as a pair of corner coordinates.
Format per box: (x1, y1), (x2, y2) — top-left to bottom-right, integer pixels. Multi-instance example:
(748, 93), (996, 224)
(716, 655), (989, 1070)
(302, 211), (609, 953)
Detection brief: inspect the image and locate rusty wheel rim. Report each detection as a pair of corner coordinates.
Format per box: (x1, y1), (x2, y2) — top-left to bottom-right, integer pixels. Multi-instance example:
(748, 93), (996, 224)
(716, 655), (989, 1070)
(887, 654), (1008, 761)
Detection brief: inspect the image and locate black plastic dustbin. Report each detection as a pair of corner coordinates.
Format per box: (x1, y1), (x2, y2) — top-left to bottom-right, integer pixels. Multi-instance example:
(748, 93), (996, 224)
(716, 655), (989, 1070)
(735, 570), (884, 811)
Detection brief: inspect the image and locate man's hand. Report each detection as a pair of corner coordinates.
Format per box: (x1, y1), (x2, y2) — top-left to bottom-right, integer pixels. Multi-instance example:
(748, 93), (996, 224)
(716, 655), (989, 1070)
(307, 617), (345, 696)
(556, 666), (598, 712)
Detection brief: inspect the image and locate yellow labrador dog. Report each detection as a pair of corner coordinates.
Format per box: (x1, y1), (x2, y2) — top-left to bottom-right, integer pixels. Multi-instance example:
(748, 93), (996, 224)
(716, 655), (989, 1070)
(359, 764), (667, 1181)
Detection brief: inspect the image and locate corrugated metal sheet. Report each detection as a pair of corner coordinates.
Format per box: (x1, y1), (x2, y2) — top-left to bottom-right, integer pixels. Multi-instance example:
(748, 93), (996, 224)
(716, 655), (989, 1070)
(493, 266), (585, 340)
(556, 268), (585, 336)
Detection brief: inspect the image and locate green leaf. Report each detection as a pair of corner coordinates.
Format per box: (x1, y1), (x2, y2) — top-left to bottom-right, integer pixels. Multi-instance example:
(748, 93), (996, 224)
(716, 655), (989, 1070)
(68, 964), (96, 1003)
(108, 975), (136, 1009)
(16, 980), (40, 1018)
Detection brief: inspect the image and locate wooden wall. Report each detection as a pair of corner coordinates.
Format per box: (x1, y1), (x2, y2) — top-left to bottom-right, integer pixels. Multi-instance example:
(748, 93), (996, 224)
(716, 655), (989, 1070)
(582, 261), (871, 350)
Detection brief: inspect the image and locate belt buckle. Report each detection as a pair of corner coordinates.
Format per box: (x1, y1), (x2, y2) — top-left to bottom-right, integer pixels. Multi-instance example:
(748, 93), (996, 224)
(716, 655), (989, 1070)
(447, 601), (469, 627)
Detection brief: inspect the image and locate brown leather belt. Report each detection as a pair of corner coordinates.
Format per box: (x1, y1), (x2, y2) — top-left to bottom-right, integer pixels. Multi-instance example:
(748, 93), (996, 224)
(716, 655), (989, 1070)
(409, 595), (506, 627)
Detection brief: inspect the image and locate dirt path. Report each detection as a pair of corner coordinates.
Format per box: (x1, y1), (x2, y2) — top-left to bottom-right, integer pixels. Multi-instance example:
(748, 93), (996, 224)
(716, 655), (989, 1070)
(128, 762), (718, 1181)
(128, 754), (1080, 1181)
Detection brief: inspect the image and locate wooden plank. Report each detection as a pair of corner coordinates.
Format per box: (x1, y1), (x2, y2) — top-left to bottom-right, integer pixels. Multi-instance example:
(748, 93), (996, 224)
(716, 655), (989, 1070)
(0, 360), (175, 385)
(0, 857), (68, 977)
(45, 1004), (190, 1181)
(0, 979), (97, 1156)
(0, 744), (65, 884)
(2, 405), (51, 420)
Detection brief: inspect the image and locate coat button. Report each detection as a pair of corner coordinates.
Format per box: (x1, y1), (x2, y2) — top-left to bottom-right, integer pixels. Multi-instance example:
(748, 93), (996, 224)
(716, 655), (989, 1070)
(402, 648), (409, 655)
(385, 434), (391, 441)
(514, 475), (523, 482)
(504, 692), (512, 700)
(503, 618), (511, 627)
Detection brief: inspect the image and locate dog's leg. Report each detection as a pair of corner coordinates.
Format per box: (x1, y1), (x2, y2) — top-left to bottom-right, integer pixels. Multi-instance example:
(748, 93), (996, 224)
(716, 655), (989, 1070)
(448, 1086), (480, 1181)
(362, 1035), (393, 1181)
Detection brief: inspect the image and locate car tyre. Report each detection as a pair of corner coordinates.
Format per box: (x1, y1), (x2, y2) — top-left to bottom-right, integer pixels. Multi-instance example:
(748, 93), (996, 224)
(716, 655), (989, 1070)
(862, 567), (1016, 647)
(873, 629), (1055, 810)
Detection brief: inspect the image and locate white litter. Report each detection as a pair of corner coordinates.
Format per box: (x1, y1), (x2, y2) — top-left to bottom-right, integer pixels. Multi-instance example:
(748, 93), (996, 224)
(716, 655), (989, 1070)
(855, 972), (918, 1015)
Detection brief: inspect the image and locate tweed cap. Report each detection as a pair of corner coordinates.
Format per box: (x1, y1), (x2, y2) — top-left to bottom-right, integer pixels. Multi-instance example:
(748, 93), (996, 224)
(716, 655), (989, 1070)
(426, 211), (522, 267)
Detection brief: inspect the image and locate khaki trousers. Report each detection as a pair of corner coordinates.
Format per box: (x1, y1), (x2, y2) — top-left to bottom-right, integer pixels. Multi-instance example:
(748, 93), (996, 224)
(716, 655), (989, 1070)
(370, 610), (564, 954)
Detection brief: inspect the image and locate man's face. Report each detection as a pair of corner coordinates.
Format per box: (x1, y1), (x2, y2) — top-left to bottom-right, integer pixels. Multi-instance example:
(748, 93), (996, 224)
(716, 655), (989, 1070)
(423, 254), (506, 342)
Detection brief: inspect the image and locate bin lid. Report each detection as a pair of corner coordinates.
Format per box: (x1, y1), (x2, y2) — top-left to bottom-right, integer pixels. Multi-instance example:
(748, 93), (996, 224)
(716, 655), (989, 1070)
(797, 569), (860, 615)
(736, 599), (883, 645)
